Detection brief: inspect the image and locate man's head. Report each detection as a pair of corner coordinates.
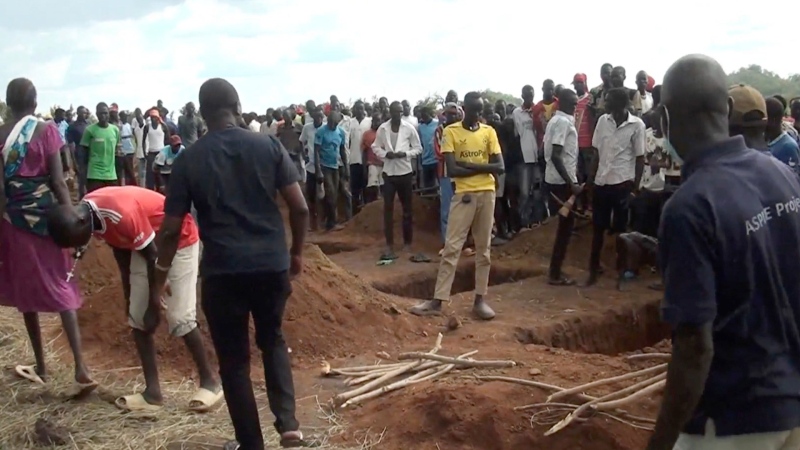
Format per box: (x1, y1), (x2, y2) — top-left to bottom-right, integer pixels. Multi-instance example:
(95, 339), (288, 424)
(600, 63), (613, 86)
(389, 101), (403, 123)
(554, 84), (565, 98)
(482, 101), (495, 120)
(353, 100), (365, 120)
(443, 102), (460, 125)
(413, 105), (421, 120)
(312, 107), (324, 127)
(542, 79), (555, 102)
(571, 73), (587, 96)
(305, 100), (316, 112)
(272, 109), (282, 121)
(420, 105), (434, 123)
(119, 111), (128, 124)
(506, 103), (515, 116)
(109, 103), (120, 121)
(766, 97), (786, 139)
(651, 85), (662, 107)
(198, 78), (241, 128)
(728, 84), (767, 133)
(133, 107), (142, 120)
(463, 91), (483, 121)
(558, 89), (578, 116)
(327, 110), (342, 129)
(149, 108), (160, 126)
(660, 54), (731, 160)
(170, 135), (182, 150)
(185, 102), (196, 116)
(54, 107), (66, 122)
(157, 99), (163, 109)
(610, 66), (626, 88)
(364, 102), (373, 115)
(773, 95), (788, 113)
(6, 78), (37, 116)
(445, 90), (458, 104)
(282, 108), (294, 124)
(604, 88), (630, 116)
(401, 100), (411, 116)
(378, 97), (389, 110)
(329, 95), (339, 105)
(791, 98), (800, 121)
(495, 99), (507, 119)
(47, 204), (92, 249)
(521, 85), (534, 106)
(371, 111), (382, 130)
(96, 102), (110, 126)
(635, 71), (648, 92)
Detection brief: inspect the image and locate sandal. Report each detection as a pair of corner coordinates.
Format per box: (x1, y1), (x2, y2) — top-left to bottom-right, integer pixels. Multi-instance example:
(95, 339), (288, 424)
(409, 300), (443, 317)
(115, 393), (163, 412)
(280, 430), (319, 448)
(409, 253), (431, 263)
(188, 387), (224, 412)
(548, 277), (575, 286)
(14, 365), (45, 385)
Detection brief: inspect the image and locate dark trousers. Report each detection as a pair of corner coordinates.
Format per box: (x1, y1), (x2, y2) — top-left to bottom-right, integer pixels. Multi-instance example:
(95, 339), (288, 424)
(421, 164), (438, 190)
(306, 171), (319, 230)
(590, 181), (634, 272)
(546, 183), (575, 279)
(630, 189), (663, 238)
(202, 271), (299, 450)
(321, 166), (340, 230)
(74, 146), (88, 199)
(86, 179), (118, 193)
(382, 172), (414, 247)
(115, 154), (136, 186)
(350, 163), (365, 212)
(145, 152), (158, 190)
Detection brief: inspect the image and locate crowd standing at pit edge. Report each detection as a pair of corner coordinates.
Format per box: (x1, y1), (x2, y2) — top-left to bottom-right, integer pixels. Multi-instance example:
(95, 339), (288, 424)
(1, 53), (800, 450)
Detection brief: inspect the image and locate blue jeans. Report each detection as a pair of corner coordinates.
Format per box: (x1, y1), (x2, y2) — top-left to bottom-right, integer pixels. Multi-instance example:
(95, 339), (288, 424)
(439, 176), (454, 244)
(517, 162), (548, 226)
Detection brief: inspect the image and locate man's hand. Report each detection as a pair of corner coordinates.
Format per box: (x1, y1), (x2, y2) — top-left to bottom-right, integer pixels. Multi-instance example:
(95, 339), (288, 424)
(289, 254), (303, 279)
(385, 152), (396, 159)
(570, 183), (584, 196)
(343, 170), (350, 182)
(316, 172), (324, 184)
(395, 151), (407, 159)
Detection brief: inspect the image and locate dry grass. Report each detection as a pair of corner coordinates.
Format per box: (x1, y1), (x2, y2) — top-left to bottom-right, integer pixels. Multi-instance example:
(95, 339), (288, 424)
(0, 309), (381, 450)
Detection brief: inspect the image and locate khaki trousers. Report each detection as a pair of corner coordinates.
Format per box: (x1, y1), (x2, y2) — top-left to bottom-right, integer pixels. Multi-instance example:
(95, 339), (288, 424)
(433, 190), (495, 301)
(674, 421), (800, 450)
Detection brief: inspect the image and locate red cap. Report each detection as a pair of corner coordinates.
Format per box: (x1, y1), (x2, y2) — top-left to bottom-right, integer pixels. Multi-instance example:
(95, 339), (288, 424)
(571, 73), (587, 85)
(169, 135), (182, 146)
(110, 103), (119, 112)
(646, 75), (656, 92)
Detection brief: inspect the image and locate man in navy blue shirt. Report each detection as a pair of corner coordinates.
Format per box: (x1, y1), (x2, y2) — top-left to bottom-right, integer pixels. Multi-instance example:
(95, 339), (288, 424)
(647, 54), (800, 450)
(152, 78), (310, 450)
(766, 97), (800, 173)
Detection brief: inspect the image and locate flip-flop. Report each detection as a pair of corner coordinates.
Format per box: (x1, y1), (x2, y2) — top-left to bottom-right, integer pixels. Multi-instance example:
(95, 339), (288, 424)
(548, 277), (575, 286)
(115, 393), (163, 412)
(69, 380), (99, 398)
(280, 431), (319, 448)
(379, 252), (398, 261)
(462, 248), (476, 257)
(409, 253), (431, 263)
(222, 441), (240, 450)
(188, 387), (224, 412)
(14, 365), (45, 385)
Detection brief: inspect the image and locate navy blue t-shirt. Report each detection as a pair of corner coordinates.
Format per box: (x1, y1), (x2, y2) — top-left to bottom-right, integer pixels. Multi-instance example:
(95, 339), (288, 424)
(768, 132), (800, 173)
(659, 136), (800, 436)
(164, 127), (301, 276)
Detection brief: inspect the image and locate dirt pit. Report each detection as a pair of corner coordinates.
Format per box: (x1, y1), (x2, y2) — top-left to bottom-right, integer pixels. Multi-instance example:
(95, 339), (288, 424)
(343, 380), (650, 450)
(72, 242), (428, 375)
(371, 264), (543, 300)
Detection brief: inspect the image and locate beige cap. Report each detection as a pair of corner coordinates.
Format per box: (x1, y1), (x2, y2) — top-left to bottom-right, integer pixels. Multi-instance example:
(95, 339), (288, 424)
(729, 84), (767, 127)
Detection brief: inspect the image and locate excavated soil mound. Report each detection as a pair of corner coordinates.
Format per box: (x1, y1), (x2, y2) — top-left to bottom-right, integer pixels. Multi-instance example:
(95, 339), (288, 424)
(342, 197), (441, 238)
(73, 242), (424, 374)
(345, 380), (649, 450)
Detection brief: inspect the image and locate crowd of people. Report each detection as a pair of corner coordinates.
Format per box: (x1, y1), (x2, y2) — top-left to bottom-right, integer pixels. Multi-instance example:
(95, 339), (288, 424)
(2, 52), (800, 450)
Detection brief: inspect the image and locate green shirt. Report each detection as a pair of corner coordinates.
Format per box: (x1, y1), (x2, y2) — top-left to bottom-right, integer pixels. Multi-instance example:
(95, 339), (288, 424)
(80, 123), (120, 181)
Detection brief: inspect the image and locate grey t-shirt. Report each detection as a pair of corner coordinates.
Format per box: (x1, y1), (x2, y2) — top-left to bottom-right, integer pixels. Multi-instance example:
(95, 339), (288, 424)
(178, 115), (205, 147)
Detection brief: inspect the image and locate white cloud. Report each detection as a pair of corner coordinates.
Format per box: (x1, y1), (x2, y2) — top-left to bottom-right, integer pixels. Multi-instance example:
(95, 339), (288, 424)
(0, 0), (792, 115)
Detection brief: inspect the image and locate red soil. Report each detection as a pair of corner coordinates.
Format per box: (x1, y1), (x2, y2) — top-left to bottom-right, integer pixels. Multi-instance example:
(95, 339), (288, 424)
(73, 241), (426, 375)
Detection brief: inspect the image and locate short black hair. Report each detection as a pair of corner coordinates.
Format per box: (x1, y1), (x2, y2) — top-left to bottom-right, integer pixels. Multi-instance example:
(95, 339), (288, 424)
(766, 97), (785, 120)
(543, 79), (555, 87)
(605, 88), (630, 109)
(389, 101), (402, 110)
(522, 85), (534, 92)
(601, 63), (613, 71)
(96, 102), (108, 110)
(6, 78), (36, 112)
(773, 95), (788, 111)
(199, 78), (240, 120)
(464, 91), (482, 104)
(612, 66), (626, 76)
(652, 85), (662, 105)
(55, 107), (65, 115)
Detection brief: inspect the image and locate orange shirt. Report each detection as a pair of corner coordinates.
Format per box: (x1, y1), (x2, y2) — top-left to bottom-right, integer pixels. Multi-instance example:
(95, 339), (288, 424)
(83, 186), (199, 251)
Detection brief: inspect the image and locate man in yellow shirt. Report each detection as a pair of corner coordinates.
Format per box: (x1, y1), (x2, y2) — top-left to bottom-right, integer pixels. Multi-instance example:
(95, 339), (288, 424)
(410, 92), (505, 320)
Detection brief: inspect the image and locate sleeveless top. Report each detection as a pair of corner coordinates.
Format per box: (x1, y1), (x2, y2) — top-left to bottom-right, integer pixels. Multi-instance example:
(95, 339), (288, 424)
(146, 123), (164, 153)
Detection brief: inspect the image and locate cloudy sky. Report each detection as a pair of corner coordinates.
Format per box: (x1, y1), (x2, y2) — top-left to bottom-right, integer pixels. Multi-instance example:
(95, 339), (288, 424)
(0, 0), (788, 115)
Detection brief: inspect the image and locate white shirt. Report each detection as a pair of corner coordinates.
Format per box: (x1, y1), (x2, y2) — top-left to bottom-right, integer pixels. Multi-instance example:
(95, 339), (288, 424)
(300, 122), (321, 174)
(145, 123), (165, 153)
(402, 115), (419, 130)
(512, 106), (539, 163)
(248, 120), (261, 132)
(348, 117), (371, 165)
(372, 120), (422, 176)
(131, 118), (145, 158)
(640, 92), (654, 115)
(640, 128), (665, 191)
(592, 113), (646, 186)
(543, 111), (579, 185)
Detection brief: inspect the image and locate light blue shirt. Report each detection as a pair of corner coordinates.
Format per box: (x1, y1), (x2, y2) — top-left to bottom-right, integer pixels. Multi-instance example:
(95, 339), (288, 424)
(418, 119), (439, 166)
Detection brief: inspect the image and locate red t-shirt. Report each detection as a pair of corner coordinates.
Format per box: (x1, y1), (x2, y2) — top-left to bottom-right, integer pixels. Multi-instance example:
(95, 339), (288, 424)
(84, 186), (199, 251)
(361, 129), (381, 166)
(575, 93), (594, 148)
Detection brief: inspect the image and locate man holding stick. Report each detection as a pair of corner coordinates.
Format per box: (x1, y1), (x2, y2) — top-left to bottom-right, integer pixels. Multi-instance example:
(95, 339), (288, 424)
(543, 89), (581, 286)
(646, 54), (800, 450)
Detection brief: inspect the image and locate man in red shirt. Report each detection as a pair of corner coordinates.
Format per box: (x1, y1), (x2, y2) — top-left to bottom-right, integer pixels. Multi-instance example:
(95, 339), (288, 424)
(572, 73), (596, 211)
(47, 186), (221, 413)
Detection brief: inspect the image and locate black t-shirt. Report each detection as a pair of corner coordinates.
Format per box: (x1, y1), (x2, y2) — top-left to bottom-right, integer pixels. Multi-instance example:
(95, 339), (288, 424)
(164, 127), (301, 276)
(659, 136), (800, 436)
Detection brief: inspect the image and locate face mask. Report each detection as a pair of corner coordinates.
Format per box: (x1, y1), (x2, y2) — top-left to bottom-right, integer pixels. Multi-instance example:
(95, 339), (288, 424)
(662, 106), (683, 166)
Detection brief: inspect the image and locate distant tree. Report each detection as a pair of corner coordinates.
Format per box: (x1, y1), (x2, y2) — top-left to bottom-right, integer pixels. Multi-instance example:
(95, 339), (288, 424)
(478, 89), (522, 107)
(727, 65), (800, 99)
(0, 101), (9, 122)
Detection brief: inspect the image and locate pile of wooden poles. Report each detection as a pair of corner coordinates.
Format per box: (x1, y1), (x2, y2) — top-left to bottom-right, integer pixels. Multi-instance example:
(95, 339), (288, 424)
(322, 333), (517, 408)
(477, 352), (670, 435)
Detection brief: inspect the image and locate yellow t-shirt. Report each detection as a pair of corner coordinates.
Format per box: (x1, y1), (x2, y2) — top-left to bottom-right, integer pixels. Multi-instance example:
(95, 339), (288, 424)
(440, 122), (502, 193)
(542, 102), (557, 121)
